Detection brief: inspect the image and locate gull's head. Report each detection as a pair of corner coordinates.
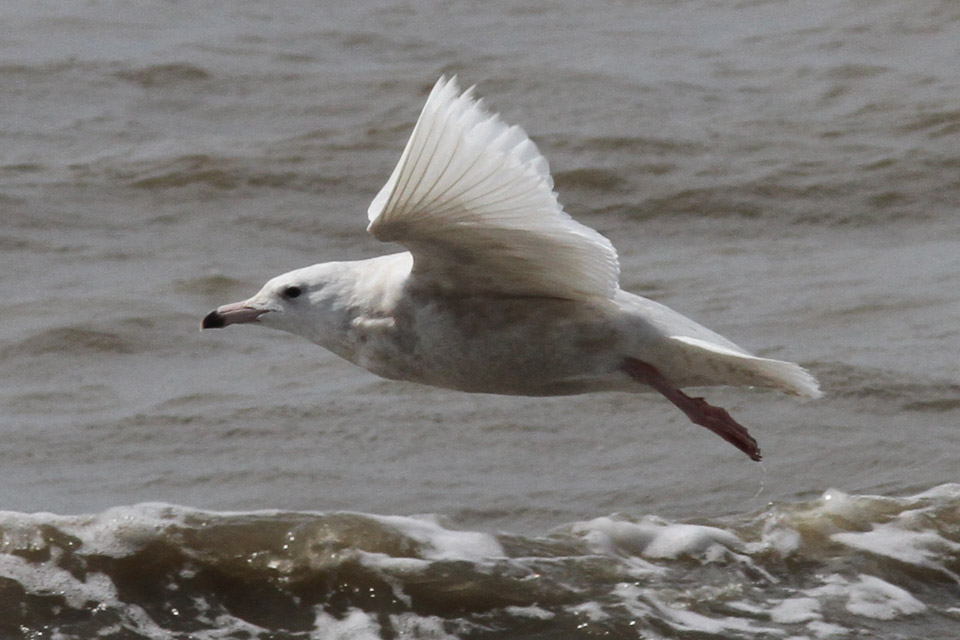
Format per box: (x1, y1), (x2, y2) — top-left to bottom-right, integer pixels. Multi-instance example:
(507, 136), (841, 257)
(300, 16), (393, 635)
(201, 262), (354, 342)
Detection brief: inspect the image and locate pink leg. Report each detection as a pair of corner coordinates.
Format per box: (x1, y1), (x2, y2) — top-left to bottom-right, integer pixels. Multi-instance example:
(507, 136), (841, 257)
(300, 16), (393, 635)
(621, 357), (761, 461)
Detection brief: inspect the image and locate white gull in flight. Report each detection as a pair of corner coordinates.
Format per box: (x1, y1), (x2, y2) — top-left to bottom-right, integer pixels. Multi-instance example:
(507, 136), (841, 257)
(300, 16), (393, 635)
(202, 76), (821, 461)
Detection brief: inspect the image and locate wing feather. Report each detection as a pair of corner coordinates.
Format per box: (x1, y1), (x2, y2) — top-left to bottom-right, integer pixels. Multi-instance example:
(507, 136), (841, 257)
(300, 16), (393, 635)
(367, 76), (620, 299)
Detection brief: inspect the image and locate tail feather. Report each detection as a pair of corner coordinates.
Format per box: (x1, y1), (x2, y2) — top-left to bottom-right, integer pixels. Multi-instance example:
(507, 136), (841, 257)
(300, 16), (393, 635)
(748, 355), (823, 398)
(669, 336), (822, 398)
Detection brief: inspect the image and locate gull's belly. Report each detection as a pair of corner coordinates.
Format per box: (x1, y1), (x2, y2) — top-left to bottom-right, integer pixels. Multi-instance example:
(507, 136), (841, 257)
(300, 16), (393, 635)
(351, 295), (635, 396)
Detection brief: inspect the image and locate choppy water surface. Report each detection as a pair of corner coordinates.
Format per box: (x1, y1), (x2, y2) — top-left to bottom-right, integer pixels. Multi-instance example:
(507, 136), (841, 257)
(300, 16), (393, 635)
(2, 486), (960, 639)
(2, 0), (959, 637)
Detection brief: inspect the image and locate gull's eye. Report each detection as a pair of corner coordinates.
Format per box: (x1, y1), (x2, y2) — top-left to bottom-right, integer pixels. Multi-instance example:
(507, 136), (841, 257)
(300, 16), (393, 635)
(282, 286), (302, 299)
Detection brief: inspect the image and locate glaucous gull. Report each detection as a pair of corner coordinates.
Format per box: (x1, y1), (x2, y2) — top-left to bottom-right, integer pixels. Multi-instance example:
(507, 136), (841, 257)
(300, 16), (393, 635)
(202, 77), (821, 460)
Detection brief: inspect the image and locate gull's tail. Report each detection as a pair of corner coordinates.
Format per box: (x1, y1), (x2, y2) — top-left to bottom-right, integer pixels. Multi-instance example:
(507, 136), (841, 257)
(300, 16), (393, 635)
(669, 336), (823, 398)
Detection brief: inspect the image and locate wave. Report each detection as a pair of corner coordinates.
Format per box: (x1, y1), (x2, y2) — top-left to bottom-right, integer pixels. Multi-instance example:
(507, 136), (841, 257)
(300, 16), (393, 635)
(114, 63), (212, 89)
(4, 326), (139, 357)
(814, 361), (960, 413)
(3, 484), (958, 639)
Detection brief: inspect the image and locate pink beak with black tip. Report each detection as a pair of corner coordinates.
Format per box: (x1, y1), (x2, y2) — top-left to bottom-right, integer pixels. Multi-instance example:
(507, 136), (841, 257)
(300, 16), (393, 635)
(201, 301), (267, 329)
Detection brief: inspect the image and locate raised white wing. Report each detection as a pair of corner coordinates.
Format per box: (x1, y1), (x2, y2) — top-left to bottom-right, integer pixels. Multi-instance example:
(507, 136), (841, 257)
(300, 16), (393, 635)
(367, 76), (620, 299)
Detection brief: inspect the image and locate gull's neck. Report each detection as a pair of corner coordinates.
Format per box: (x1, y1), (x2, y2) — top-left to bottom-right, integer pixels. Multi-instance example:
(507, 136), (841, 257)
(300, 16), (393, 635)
(299, 252), (413, 358)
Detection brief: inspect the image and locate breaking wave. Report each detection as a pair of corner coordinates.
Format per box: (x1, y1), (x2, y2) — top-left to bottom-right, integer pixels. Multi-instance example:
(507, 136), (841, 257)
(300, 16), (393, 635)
(3, 484), (958, 639)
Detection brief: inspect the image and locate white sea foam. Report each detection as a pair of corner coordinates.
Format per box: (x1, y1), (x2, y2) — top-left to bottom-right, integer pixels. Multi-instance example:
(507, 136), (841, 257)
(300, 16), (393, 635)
(843, 575), (927, 620)
(505, 605), (555, 620)
(567, 600), (610, 622)
(312, 608), (459, 640)
(805, 574), (926, 621)
(0, 503), (190, 560)
(388, 613), (459, 639)
(769, 597), (822, 624)
(613, 583), (783, 636)
(371, 513), (504, 561)
(312, 607), (382, 640)
(572, 515), (743, 559)
(0, 552), (111, 610)
(805, 620), (850, 638)
(832, 524), (960, 582)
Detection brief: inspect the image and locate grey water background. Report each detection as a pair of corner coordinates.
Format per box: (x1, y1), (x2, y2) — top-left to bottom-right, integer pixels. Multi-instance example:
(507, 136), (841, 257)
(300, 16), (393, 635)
(2, 1), (960, 637)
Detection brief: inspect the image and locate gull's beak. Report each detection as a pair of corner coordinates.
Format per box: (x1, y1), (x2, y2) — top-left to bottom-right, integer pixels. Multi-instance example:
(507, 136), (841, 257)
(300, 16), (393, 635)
(201, 300), (267, 329)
